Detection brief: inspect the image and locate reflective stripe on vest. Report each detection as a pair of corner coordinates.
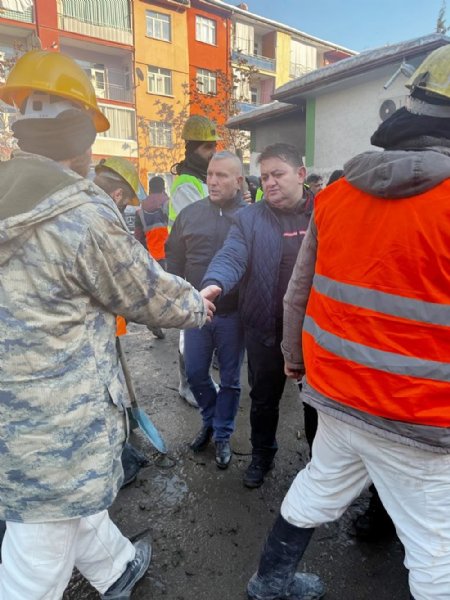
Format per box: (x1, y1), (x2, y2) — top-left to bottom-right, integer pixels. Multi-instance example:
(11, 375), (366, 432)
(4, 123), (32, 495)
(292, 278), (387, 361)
(168, 174), (205, 230)
(304, 177), (450, 428)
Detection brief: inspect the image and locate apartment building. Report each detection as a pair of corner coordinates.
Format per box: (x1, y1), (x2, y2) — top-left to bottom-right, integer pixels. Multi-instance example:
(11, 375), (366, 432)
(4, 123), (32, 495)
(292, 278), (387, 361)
(133, 0), (190, 187)
(187, 0), (231, 128)
(210, 1), (354, 114)
(0, 0), (136, 162)
(1, 0), (354, 179)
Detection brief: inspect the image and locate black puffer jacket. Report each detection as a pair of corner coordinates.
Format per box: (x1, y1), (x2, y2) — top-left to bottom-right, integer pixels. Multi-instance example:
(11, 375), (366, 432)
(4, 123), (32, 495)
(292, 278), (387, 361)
(165, 193), (246, 314)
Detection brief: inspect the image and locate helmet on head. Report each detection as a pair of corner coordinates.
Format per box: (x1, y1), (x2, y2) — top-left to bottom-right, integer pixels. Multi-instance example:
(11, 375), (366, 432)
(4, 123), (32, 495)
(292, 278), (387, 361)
(181, 115), (221, 142)
(406, 45), (450, 117)
(0, 50), (109, 132)
(95, 157), (145, 206)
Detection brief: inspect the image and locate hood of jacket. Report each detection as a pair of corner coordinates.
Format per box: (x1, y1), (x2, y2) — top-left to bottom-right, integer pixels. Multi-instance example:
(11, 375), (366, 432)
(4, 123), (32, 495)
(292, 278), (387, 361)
(0, 151), (120, 266)
(344, 146), (450, 199)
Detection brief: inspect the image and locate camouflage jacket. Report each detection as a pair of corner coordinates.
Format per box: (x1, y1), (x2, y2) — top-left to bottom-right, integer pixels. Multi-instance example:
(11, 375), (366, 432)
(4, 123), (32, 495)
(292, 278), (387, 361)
(0, 152), (206, 523)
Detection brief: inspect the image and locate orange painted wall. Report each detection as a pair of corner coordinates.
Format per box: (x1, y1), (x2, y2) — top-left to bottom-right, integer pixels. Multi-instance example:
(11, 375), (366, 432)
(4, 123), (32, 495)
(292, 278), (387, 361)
(134, 0), (190, 184)
(187, 1), (231, 130)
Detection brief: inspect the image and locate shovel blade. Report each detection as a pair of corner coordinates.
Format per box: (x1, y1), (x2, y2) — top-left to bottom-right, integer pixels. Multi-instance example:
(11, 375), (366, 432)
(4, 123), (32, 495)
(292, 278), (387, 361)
(131, 406), (167, 454)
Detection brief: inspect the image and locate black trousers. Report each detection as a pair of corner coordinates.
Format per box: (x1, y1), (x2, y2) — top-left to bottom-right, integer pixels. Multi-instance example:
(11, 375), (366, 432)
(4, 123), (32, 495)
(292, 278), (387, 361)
(245, 329), (287, 462)
(245, 328), (319, 461)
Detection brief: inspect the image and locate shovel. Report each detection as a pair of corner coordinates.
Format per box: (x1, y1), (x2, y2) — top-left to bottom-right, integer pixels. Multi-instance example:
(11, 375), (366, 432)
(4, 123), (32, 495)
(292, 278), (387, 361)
(116, 337), (168, 454)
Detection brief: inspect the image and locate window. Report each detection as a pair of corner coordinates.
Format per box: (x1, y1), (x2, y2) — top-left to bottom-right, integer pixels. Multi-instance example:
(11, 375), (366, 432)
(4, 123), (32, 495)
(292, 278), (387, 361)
(98, 105), (136, 140)
(196, 68), (217, 95)
(146, 10), (171, 41)
(195, 15), (216, 45)
(233, 21), (254, 55)
(149, 121), (173, 148)
(83, 63), (106, 98)
(147, 66), (172, 96)
(290, 40), (317, 78)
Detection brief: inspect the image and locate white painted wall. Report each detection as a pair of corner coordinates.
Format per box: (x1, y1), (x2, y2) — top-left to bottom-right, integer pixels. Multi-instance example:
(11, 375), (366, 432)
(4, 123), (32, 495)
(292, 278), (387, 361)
(311, 62), (411, 180)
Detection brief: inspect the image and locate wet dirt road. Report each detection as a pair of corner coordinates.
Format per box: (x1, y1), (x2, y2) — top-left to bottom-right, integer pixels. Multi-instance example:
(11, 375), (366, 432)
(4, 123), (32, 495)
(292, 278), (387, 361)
(64, 325), (409, 600)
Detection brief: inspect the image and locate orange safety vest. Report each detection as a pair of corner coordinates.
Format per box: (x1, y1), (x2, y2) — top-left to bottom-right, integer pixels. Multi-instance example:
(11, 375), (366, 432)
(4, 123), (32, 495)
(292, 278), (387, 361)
(304, 178), (450, 428)
(144, 227), (168, 261)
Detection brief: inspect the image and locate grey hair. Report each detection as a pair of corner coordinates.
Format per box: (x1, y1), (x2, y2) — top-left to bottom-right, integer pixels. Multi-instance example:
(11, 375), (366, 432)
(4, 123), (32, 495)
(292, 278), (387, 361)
(209, 151), (244, 175)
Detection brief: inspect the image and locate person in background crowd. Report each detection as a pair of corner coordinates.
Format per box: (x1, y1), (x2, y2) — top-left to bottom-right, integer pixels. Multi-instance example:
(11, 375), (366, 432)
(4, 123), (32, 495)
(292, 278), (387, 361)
(246, 175), (262, 203)
(166, 151), (246, 469)
(135, 176), (169, 268)
(326, 169), (344, 186)
(135, 175), (170, 340)
(305, 173), (323, 196)
(247, 44), (450, 600)
(201, 143), (314, 489)
(0, 50), (214, 600)
(169, 115), (221, 408)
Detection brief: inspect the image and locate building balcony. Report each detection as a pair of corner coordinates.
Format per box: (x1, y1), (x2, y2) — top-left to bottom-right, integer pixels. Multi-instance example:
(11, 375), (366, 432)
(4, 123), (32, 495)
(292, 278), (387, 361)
(94, 103), (137, 158)
(236, 101), (260, 114)
(0, 4), (34, 23)
(289, 62), (315, 79)
(57, 0), (132, 45)
(231, 49), (276, 73)
(84, 66), (133, 103)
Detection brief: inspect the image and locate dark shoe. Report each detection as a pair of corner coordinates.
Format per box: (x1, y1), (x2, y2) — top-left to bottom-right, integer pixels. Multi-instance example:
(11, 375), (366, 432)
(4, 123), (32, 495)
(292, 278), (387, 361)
(101, 538), (152, 599)
(151, 327), (165, 339)
(215, 441), (232, 469)
(248, 572), (325, 600)
(247, 514), (322, 600)
(190, 425), (213, 452)
(351, 486), (395, 542)
(243, 457), (274, 488)
(121, 443), (149, 488)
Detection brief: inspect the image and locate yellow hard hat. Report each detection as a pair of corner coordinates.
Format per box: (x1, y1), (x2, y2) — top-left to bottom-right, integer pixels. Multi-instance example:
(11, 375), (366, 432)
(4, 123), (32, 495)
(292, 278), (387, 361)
(0, 50), (109, 132)
(406, 45), (450, 102)
(181, 115), (221, 142)
(95, 157), (144, 206)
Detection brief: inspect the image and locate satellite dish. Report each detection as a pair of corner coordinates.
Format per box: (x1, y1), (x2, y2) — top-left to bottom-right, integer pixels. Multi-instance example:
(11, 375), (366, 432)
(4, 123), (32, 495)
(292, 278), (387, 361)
(136, 67), (144, 82)
(379, 99), (396, 122)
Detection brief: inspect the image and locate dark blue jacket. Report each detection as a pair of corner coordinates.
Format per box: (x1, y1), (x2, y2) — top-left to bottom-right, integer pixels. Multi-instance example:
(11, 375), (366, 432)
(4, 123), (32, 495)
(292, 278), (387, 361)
(202, 197), (312, 346)
(166, 193), (245, 314)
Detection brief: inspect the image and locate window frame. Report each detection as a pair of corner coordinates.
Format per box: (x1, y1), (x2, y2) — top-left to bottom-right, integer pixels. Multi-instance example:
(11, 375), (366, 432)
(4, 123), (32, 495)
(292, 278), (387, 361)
(147, 65), (173, 96)
(195, 15), (217, 45)
(196, 68), (217, 95)
(149, 121), (173, 148)
(146, 10), (171, 42)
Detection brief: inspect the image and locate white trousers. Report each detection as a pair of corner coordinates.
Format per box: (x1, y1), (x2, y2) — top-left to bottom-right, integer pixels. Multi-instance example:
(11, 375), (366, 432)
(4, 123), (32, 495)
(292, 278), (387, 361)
(281, 412), (450, 600)
(0, 510), (135, 600)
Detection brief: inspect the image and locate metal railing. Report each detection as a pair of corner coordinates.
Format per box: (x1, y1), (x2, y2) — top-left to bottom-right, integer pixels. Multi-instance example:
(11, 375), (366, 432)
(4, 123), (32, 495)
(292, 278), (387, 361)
(88, 66), (133, 103)
(236, 101), (260, 114)
(231, 40), (276, 72)
(58, 0), (133, 45)
(0, 5), (34, 23)
(289, 62), (315, 79)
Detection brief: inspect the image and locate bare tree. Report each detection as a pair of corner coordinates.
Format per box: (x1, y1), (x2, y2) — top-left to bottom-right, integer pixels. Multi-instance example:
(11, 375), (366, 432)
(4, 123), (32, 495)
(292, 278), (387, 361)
(0, 47), (23, 161)
(436, 0), (449, 34)
(137, 55), (260, 175)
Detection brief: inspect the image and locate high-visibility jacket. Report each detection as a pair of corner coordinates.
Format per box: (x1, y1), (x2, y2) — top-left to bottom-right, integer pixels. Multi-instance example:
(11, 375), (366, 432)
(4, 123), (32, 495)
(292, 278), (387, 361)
(304, 178), (450, 428)
(168, 174), (206, 230)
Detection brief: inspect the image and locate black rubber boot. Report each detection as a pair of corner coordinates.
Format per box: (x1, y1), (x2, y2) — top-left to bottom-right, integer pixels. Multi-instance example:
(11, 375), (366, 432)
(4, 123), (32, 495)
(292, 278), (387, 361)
(247, 514), (325, 600)
(352, 485), (395, 542)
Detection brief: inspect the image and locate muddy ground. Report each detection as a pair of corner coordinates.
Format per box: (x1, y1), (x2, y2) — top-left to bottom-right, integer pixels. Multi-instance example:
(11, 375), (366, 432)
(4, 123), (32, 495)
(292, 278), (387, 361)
(64, 324), (410, 600)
